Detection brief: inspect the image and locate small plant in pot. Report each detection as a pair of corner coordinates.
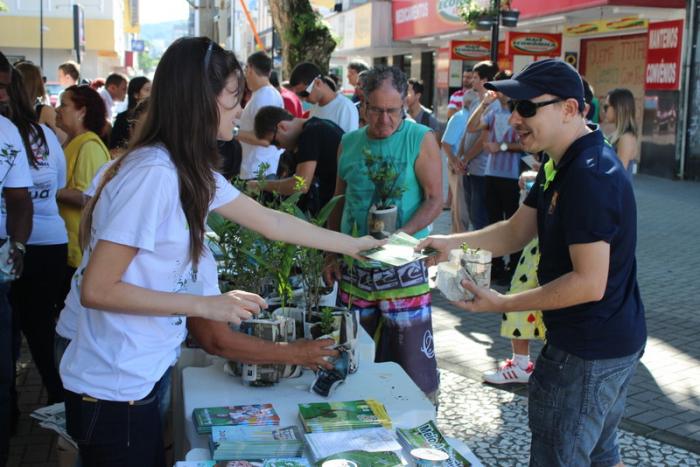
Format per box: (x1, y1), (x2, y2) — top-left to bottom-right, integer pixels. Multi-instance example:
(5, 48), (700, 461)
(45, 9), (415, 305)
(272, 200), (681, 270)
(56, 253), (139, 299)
(296, 193), (344, 322)
(363, 148), (406, 239)
(499, 0), (520, 27)
(459, 0), (498, 31)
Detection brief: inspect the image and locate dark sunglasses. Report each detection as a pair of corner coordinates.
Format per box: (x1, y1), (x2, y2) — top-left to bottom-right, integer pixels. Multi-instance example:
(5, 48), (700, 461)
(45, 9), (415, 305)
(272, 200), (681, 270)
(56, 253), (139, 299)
(508, 98), (562, 118)
(603, 104), (610, 112)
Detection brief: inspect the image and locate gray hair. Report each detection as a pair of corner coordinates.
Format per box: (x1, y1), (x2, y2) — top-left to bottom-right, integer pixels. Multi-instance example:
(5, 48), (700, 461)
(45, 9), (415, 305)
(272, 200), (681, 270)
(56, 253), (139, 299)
(363, 66), (408, 101)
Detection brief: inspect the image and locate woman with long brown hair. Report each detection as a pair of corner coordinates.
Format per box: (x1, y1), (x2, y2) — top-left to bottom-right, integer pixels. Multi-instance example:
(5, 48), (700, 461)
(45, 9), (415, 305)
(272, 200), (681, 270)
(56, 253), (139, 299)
(604, 87), (638, 177)
(14, 61), (67, 143)
(56, 37), (380, 466)
(1, 67), (67, 408)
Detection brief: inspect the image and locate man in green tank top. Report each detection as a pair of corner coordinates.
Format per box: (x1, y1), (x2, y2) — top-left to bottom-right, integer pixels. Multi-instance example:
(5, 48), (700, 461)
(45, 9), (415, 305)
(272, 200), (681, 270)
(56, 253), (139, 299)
(324, 66), (443, 401)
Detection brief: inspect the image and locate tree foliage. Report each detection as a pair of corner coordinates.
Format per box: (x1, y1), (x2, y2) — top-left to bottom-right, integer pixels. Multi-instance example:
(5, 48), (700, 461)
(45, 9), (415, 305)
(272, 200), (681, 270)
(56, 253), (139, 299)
(268, 0), (337, 78)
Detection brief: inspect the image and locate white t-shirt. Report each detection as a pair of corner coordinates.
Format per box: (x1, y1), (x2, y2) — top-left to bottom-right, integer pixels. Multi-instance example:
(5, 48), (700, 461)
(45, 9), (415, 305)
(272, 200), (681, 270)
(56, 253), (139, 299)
(0, 115), (34, 204)
(0, 124), (67, 245)
(84, 159), (114, 198)
(309, 94), (359, 134)
(98, 87), (114, 122)
(238, 85), (284, 179)
(58, 145), (239, 401)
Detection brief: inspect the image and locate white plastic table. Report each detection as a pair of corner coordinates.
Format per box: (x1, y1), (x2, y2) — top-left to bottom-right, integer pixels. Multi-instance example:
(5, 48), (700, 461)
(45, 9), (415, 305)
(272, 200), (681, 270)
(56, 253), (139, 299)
(175, 326), (482, 466)
(182, 361), (434, 451)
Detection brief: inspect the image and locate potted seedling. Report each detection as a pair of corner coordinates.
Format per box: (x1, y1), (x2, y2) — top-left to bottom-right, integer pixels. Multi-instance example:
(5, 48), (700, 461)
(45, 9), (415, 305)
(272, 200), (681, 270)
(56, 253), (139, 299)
(459, 0), (498, 31)
(363, 148), (406, 239)
(435, 243), (492, 301)
(499, 0), (520, 27)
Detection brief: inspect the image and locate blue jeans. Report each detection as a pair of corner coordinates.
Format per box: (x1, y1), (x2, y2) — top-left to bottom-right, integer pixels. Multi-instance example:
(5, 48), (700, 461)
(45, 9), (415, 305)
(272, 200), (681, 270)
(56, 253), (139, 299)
(528, 344), (643, 467)
(64, 382), (165, 467)
(55, 334), (172, 427)
(0, 283), (11, 466)
(466, 174), (489, 230)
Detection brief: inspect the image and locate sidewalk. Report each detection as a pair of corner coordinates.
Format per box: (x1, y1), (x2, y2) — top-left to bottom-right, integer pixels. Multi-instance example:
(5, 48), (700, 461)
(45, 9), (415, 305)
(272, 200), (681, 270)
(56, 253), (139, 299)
(431, 174), (700, 456)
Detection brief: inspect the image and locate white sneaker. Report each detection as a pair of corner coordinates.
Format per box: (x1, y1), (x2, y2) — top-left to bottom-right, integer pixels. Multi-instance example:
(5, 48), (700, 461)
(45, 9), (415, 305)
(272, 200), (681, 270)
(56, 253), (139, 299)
(483, 359), (534, 384)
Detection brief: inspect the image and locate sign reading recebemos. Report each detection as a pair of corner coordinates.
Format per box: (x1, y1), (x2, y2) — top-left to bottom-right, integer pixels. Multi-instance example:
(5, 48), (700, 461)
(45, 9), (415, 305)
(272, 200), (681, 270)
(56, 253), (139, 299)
(645, 19), (684, 91)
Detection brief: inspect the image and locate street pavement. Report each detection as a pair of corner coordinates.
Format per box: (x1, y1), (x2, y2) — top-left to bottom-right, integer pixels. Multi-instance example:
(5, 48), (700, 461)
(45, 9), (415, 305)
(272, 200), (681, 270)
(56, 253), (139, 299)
(8, 174), (700, 466)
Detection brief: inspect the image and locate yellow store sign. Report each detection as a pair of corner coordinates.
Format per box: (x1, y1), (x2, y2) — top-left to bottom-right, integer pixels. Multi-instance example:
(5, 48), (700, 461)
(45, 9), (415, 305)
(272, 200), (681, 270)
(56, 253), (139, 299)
(565, 17), (648, 36)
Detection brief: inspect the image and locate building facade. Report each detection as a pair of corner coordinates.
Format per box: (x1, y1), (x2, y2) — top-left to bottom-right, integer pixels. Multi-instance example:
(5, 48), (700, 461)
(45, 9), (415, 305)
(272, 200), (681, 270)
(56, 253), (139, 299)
(388, 0), (690, 180)
(0, 0), (131, 80)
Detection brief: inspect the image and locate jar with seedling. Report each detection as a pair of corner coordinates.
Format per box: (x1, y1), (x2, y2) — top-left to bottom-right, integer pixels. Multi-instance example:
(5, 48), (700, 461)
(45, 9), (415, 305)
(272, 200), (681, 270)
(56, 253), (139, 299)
(435, 243), (492, 301)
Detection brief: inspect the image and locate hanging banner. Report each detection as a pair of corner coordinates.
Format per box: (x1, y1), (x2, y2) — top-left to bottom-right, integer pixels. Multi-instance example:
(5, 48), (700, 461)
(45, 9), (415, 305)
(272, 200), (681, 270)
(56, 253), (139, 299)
(506, 32), (562, 57)
(450, 40), (505, 61)
(564, 16), (648, 36)
(645, 19), (684, 91)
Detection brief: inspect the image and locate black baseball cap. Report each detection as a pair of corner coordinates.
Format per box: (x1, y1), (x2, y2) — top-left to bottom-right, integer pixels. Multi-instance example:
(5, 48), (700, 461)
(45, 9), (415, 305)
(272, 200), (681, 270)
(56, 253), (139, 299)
(484, 58), (585, 112)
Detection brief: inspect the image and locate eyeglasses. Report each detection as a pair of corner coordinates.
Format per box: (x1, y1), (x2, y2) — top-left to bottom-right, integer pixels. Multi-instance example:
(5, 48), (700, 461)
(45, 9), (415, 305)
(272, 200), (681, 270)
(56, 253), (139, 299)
(366, 106), (403, 118)
(508, 98), (562, 118)
(296, 75), (321, 98)
(603, 104), (610, 112)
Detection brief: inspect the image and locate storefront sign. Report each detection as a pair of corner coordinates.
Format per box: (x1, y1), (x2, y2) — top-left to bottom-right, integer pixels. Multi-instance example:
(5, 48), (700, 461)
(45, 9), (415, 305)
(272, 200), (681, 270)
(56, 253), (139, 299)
(564, 17), (648, 36)
(393, 1), (679, 42)
(450, 40), (505, 61)
(645, 20), (684, 91)
(393, 0), (467, 41)
(506, 32), (562, 56)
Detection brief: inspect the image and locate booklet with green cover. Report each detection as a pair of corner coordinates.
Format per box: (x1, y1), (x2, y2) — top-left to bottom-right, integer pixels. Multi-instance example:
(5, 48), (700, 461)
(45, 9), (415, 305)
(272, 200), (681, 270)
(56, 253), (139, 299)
(193, 404), (280, 434)
(298, 399), (391, 433)
(359, 232), (437, 267)
(396, 420), (471, 467)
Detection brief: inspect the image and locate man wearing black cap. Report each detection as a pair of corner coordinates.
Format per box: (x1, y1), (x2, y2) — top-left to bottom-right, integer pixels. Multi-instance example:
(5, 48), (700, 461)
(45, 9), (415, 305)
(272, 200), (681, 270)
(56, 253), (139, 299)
(419, 58), (645, 467)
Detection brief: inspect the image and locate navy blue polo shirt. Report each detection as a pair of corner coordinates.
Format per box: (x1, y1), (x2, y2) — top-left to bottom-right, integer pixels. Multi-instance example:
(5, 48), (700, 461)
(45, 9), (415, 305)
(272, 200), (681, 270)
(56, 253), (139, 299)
(524, 128), (646, 359)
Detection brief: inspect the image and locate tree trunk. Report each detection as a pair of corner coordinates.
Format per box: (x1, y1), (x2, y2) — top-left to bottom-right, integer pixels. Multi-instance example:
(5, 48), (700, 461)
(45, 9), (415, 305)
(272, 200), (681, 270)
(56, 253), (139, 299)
(268, 0), (337, 79)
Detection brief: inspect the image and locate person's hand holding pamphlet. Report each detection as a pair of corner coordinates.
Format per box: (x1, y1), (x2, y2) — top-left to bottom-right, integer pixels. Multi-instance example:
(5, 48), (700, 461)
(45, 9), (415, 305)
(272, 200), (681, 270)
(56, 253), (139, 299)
(360, 232), (439, 267)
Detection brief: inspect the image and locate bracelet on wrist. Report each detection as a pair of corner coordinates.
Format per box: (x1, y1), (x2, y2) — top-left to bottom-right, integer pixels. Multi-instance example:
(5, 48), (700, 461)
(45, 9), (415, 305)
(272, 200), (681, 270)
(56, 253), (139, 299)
(11, 240), (26, 254)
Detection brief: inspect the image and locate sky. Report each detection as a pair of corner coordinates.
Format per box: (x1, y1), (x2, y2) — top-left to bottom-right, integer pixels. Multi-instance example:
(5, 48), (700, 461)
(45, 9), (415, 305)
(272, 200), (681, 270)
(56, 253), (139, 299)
(141, 0), (190, 24)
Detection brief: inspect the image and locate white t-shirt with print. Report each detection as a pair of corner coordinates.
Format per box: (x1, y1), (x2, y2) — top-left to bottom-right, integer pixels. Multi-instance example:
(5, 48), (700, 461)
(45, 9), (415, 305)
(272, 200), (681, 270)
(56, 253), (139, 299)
(0, 115), (33, 202)
(0, 124), (67, 245)
(238, 85), (284, 179)
(309, 94), (359, 134)
(58, 145), (239, 401)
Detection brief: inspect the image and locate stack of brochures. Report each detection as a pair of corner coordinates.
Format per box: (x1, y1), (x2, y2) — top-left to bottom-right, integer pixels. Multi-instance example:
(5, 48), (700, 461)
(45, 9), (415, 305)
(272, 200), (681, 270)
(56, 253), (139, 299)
(397, 420), (472, 466)
(297, 399), (392, 433)
(193, 403), (280, 435)
(176, 459), (310, 467)
(209, 425), (305, 461)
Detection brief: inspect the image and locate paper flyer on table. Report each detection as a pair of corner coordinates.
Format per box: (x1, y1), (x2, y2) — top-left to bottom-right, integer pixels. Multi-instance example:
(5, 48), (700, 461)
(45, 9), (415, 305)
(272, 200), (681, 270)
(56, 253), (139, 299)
(304, 427), (402, 460)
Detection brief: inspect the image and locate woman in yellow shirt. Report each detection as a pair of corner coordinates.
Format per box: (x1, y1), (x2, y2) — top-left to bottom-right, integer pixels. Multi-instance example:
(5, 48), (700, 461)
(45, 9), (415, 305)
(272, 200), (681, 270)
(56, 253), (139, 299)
(56, 85), (110, 300)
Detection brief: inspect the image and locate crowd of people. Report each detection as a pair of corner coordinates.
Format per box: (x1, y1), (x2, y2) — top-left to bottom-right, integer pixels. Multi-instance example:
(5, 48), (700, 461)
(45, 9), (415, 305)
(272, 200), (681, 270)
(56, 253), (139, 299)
(0, 38), (644, 467)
